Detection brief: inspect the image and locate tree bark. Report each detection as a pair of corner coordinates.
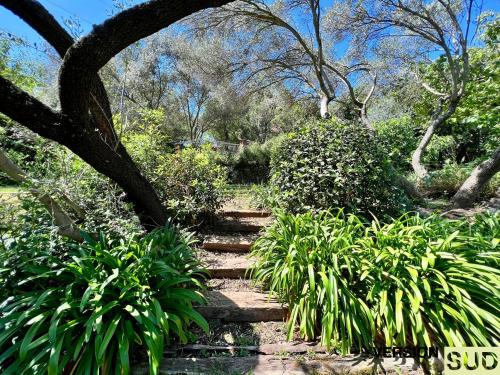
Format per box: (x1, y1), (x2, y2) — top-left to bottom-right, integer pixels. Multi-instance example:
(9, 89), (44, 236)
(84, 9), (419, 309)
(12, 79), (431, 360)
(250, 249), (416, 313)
(0, 75), (167, 229)
(395, 175), (423, 200)
(359, 104), (375, 133)
(452, 147), (500, 208)
(0, 148), (83, 241)
(320, 95), (331, 119)
(411, 120), (437, 179)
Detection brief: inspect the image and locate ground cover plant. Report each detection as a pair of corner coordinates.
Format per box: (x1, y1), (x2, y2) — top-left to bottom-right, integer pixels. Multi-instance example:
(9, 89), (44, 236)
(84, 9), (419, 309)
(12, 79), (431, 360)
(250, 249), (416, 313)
(417, 161), (500, 198)
(250, 211), (500, 352)
(0, 223), (208, 374)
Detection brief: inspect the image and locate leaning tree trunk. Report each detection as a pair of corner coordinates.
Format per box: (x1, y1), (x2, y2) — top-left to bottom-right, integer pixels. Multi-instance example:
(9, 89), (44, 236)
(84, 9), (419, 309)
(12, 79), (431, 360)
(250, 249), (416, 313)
(411, 99), (459, 179)
(0, 0), (235, 230)
(411, 120), (438, 179)
(0, 75), (168, 229)
(0, 148), (83, 241)
(452, 147), (500, 208)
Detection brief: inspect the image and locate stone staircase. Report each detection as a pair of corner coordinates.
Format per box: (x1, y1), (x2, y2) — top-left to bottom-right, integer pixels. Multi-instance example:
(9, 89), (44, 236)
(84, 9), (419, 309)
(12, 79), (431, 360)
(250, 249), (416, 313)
(197, 209), (287, 323)
(134, 208), (423, 374)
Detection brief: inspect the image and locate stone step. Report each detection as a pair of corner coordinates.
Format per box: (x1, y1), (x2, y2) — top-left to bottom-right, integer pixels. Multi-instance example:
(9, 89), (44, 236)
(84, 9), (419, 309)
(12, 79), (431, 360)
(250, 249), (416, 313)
(215, 216), (273, 234)
(222, 209), (272, 218)
(134, 355), (421, 374)
(204, 253), (253, 279)
(202, 234), (256, 253)
(173, 342), (325, 356)
(197, 291), (287, 322)
(217, 220), (264, 233)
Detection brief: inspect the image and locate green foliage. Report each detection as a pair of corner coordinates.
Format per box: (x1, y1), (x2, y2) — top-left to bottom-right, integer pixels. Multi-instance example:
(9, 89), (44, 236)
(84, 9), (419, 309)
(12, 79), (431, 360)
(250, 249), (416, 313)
(119, 109), (170, 178)
(449, 44), (500, 156)
(42, 150), (142, 237)
(413, 37), (499, 162)
(0, 194), (65, 258)
(251, 211), (372, 351)
(155, 145), (229, 222)
(229, 143), (271, 184)
(375, 116), (418, 171)
(482, 14), (499, 47)
(251, 211), (500, 352)
(0, 224), (207, 374)
(271, 119), (410, 217)
(375, 118), (456, 171)
(249, 184), (280, 211)
(229, 136), (284, 184)
(423, 135), (457, 167)
(417, 161), (500, 198)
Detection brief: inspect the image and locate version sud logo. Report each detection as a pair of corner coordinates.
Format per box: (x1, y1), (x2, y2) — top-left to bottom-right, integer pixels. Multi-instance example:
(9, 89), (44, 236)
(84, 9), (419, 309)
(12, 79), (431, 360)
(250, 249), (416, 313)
(444, 347), (499, 375)
(365, 346), (498, 374)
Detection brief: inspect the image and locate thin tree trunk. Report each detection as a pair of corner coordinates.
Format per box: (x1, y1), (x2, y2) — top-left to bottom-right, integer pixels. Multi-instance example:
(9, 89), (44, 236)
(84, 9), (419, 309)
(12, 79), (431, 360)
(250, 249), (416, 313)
(320, 95), (331, 119)
(412, 99), (459, 179)
(452, 147), (500, 208)
(411, 120), (438, 179)
(0, 148), (83, 241)
(359, 105), (375, 133)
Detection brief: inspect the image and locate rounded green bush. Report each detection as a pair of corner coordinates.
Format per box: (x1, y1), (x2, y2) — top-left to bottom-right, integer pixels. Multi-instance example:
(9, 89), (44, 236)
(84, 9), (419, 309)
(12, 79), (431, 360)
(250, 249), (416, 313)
(271, 119), (410, 217)
(155, 145), (229, 222)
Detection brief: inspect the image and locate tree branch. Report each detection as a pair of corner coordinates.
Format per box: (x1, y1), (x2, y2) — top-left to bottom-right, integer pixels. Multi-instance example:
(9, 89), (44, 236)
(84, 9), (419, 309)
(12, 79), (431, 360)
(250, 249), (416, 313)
(0, 0), (115, 134)
(0, 75), (66, 142)
(0, 0), (73, 57)
(58, 0), (234, 137)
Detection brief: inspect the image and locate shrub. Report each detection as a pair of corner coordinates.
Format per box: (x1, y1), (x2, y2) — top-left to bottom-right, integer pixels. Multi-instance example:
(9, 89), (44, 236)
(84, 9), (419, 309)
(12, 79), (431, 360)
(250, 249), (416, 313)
(249, 184), (280, 211)
(228, 136), (284, 184)
(0, 146), (143, 238)
(424, 135), (457, 168)
(0, 224), (208, 374)
(418, 161), (500, 198)
(375, 116), (418, 171)
(250, 211), (500, 352)
(119, 109), (170, 180)
(155, 145), (229, 223)
(230, 143), (271, 184)
(60, 156), (142, 237)
(271, 119), (410, 217)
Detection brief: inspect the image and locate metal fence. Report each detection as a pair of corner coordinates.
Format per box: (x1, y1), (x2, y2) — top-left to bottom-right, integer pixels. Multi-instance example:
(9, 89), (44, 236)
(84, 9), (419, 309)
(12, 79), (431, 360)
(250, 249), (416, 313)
(169, 140), (247, 154)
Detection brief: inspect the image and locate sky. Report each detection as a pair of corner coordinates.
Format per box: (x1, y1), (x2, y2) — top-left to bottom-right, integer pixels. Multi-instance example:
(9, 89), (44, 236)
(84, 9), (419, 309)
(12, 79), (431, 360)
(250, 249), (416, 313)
(0, 0), (499, 63)
(1, 0), (499, 46)
(0, 0), (142, 47)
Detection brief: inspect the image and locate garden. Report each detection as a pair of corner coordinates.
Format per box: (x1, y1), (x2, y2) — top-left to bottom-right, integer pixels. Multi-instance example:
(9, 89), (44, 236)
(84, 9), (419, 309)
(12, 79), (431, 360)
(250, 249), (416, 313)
(0, 0), (499, 374)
